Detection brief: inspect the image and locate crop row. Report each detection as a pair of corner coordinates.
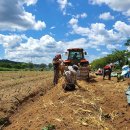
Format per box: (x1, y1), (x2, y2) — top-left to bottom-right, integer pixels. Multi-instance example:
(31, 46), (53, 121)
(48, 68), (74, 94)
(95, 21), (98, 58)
(0, 71), (51, 82)
(0, 71), (53, 118)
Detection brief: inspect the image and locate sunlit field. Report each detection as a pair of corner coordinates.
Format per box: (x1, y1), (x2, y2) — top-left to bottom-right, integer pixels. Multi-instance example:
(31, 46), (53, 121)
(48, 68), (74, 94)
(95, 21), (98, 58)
(0, 71), (53, 118)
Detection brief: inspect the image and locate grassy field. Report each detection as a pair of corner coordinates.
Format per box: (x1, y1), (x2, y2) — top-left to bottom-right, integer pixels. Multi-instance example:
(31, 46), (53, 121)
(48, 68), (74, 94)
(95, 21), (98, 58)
(0, 71), (53, 119)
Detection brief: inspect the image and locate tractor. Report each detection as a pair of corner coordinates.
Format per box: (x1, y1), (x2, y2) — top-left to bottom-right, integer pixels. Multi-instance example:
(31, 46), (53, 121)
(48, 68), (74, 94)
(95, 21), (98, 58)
(64, 48), (90, 80)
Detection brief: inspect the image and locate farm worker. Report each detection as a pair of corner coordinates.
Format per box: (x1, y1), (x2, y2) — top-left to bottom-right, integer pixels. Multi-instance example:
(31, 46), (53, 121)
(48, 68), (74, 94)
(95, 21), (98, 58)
(103, 63), (113, 80)
(62, 65), (81, 92)
(52, 54), (62, 85)
(73, 53), (78, 60)
(121, 65), (130, 78)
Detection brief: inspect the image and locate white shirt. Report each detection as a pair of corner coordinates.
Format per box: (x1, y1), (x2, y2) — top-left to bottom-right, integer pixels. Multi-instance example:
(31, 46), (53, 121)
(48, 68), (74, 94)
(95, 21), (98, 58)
(64, 70), (77, 84)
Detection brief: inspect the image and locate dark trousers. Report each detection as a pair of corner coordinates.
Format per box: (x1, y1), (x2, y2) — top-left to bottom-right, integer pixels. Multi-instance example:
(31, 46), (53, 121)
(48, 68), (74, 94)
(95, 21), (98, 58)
(103, 68), (112, 80)
(53, 69), (59, 85)
(62, 83), (75, 91)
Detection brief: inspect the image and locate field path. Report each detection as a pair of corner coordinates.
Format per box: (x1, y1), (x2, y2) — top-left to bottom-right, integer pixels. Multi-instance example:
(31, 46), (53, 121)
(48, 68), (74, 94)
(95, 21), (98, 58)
(3, 76), (130, 130)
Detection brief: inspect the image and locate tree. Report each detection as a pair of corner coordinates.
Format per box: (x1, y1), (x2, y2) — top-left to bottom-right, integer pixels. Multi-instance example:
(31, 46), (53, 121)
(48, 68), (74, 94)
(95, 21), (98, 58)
(40, 63), (47, 70)
(28, 62), (34, 70)
(91, 50), (128, 70)
(125, 39), (130, 46)
(112, 50), (126, 67)
(48, 63), (53, 69)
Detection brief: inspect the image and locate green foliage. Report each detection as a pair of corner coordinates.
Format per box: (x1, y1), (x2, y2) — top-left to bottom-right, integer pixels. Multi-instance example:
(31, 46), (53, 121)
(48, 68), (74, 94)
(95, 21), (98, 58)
(0, 59), (53, 71)
(28, 62), (34, 69)
(125, 39), (130, 46)
(42, 124), (56, 130)
(40, 63), (47, 71)
(0, 67), (19, 71)
(48, 63), (53, 69)
(91, 50), (130, 70)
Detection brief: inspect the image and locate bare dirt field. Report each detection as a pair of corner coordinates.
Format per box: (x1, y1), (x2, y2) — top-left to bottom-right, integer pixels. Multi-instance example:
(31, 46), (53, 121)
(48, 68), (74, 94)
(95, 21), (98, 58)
(0, 71), (53, 129)
(0, 71), (130, 130)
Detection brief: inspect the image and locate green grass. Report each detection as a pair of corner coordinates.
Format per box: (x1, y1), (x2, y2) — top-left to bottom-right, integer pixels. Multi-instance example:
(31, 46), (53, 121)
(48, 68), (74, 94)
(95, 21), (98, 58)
(0, 67), (20, 71)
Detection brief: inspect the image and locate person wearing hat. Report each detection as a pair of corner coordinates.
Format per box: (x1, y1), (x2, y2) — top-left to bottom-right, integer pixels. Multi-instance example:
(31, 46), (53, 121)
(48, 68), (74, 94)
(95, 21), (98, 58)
(103, 63), (114, 80)
(62, 65), (81, 91)
(52, 54), (62, 85)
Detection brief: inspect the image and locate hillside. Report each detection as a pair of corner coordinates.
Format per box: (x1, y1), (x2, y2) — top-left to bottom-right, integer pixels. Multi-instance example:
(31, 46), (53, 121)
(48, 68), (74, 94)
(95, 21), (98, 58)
(0, 59), (48, 70)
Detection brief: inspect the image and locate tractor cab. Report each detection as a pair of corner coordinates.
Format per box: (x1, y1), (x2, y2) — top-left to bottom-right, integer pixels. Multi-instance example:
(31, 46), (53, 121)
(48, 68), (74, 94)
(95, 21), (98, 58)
(64, 48), (89, 66)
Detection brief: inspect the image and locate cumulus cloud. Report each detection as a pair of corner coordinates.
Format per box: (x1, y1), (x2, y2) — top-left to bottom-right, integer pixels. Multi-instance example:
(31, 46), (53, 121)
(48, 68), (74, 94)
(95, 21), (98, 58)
(69, 18), (78, 25)
(101, 51), (109, 55)
(74, 13), (87, 19)
(106, 44), (122, 50)
(23, 0), (38, 6)
(89, 0), (130, 16)
(0, 34), (90, 64)
(99, 12), (114, 20)
(0, 0), (46, 31)
(114, 21), (130, 36)
(68, 18), (130, 51)
(57, 0), (72, 15)
(0, 31), (127, 64)
(0, 34), (63, 63)
(0, 34), (27, 48)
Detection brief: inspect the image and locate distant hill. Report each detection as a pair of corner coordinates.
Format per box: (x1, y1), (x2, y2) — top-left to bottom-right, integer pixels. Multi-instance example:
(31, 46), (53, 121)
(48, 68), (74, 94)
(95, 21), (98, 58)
(0, 59), (50, 71)
(0, 59), (25, 64)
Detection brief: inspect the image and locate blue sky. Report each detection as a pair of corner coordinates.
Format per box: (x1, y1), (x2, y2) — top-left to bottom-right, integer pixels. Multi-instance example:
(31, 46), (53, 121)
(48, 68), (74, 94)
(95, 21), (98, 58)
(0, 0), (130, 64)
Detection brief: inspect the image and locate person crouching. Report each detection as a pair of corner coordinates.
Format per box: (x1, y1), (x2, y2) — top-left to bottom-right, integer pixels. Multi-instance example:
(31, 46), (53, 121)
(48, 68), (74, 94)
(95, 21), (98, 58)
(62, 65), (81, 92)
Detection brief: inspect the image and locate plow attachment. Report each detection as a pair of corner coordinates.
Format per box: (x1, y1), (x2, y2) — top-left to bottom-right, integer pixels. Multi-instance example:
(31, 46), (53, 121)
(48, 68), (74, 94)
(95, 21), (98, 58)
(77, 66), (90, 80)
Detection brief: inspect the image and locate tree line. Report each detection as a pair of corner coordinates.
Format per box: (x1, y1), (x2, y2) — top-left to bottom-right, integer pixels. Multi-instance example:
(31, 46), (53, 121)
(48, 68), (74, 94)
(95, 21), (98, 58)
(91, 50), (130, 70)
(91, 39), (130, 70)
(0, 59), (53, 71)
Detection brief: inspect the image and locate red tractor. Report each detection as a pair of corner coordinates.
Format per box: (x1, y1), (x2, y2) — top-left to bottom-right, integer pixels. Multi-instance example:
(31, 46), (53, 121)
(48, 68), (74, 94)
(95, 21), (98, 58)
(64, 48), (90, 80)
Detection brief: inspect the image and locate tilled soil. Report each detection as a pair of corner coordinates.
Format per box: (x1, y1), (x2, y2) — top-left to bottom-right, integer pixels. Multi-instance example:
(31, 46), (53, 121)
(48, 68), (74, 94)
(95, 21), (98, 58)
(3, 75), (130, 130)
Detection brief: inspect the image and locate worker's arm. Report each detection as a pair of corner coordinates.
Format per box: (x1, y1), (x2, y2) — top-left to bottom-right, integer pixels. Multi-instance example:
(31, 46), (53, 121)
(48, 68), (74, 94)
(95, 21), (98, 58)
(74, 74), (81, 88)
(52, 59), (60, 64)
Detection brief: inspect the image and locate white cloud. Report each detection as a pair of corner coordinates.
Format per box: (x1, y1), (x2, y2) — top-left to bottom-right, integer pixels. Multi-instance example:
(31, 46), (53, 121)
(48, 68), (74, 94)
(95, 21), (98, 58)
(64, 38), (88, 49)
(0, 33), (95, 64)
(123, 10), (130, 17)
(127, 46), (130, 51)
(96, 48), (101, 51)
(0, 0), (46, 31)
(114, 21), (130, 37)
(57, 0), (72, 15)
(1, 34), (63, 63)
(99, 12), (114, 20)
(69, 18), (78, 25)
(75, 13), (87, 19)
(102, 51), (109, 55)
(0, 31), (127, 64)
(0, 34), (27, 48)
(81, 13), (87, 18)
(23, 0), (38, 6)
(89, 0), (130, 16)
(68, 18), (130, 50)
(50, 26), (56, 29)
(34, 21), (46, 30)
(106, 44), (122, 50)
(57, 0), (68, 10)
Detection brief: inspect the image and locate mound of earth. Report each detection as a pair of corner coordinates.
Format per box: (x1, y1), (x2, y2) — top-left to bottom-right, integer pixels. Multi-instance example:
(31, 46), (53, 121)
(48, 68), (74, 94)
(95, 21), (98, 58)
(3, 75), (130, 130)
